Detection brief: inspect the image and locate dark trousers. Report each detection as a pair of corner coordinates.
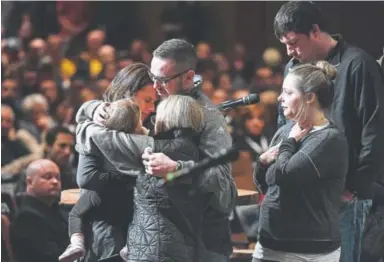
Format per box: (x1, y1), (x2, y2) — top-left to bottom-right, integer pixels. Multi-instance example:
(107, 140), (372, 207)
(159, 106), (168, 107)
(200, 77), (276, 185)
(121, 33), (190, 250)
(68, 190), (101, 235)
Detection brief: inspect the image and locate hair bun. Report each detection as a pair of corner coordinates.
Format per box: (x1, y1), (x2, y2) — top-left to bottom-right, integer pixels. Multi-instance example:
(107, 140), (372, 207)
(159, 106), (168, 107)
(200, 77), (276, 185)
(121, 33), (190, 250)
(315, 61), (337, 80)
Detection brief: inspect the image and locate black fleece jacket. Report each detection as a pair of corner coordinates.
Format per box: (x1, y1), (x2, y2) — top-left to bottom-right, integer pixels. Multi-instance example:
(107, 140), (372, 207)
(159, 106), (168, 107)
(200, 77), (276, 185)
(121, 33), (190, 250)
(277, 35), (384, 199)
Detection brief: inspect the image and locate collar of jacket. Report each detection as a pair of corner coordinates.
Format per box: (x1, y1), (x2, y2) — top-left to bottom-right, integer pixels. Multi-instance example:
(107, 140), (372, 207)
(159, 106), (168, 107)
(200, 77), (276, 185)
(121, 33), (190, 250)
(378, 55), (384, 67)
(20, 194), (60, 209)
(154, 128), (198, 140)
(182, 83), (202, 101)
(181, 75), (204, 100)
(289, 34), (346, 69)
(326, 34), (346, 66)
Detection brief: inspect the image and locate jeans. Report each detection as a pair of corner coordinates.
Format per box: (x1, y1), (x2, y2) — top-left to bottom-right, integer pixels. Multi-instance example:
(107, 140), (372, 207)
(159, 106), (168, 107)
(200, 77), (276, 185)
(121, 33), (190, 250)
(339, 197), (372, 262)
(252, 251), (340, 262)
(360, 206), (384, 262)
(253, 242), (340, 262)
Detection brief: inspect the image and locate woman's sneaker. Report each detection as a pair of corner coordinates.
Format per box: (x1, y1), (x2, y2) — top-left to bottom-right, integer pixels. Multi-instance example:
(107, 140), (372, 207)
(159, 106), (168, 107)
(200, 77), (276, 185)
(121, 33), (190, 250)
(59, 244), (85, 262)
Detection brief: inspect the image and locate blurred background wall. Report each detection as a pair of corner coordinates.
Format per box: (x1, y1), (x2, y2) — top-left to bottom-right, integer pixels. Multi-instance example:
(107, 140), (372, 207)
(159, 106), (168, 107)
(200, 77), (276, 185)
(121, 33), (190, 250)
(2, 1), (384, 61)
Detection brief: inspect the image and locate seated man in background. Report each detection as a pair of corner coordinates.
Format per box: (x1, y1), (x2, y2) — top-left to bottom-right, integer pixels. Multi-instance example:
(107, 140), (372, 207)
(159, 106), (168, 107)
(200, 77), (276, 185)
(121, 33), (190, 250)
(1, 104), (32, 175)
(10, 159), (69, 262)
(16, 126), (77, 194)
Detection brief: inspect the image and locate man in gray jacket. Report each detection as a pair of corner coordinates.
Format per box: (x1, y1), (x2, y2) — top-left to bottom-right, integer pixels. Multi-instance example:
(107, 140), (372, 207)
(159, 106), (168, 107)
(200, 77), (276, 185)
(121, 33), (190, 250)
(76, 39), (237, 261)
(145, 39), (236, 261)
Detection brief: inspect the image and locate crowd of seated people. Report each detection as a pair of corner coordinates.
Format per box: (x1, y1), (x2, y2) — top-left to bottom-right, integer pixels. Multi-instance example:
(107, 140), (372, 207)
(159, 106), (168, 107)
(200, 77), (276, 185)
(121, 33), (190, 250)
(1, 7), (286, 262)
(3, 3), (384, 262)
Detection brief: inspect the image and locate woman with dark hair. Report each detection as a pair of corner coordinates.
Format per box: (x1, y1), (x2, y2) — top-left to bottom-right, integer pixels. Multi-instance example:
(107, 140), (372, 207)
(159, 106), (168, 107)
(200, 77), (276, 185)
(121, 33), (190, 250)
(103, 62), (157, 124)
(59, 98), (144, 262)
(59, 63), (157, 262)
(253, 61), (349, 262)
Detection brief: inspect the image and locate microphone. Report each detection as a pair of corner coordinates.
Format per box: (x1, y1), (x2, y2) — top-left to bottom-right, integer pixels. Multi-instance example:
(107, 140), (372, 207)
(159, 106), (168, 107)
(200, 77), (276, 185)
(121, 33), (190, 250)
(218, 94), (260, 111)
(165, 147), (239, 183)
(193, 74), (203, 87)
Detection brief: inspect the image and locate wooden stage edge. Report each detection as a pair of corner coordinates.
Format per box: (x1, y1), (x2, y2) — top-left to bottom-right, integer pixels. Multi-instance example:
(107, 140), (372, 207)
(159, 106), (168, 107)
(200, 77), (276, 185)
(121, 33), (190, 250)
(60, 188), (258, 205)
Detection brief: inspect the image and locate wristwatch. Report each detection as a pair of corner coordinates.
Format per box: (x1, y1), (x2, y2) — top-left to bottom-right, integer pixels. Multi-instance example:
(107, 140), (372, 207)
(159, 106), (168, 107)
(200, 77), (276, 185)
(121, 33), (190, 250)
(175, 161), (183, 172)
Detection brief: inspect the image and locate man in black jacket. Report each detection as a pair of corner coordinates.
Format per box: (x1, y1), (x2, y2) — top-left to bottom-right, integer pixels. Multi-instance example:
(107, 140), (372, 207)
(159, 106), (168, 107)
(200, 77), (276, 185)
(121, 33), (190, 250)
(273, 2), (384, 262)
(10, 159), (69, 262)
(359, 48), (384, 262)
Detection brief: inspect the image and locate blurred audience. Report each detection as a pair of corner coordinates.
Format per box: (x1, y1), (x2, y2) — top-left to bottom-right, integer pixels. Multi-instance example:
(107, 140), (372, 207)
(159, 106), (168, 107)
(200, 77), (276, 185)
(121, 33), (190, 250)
(18, 93), (53, 153)
(15, 126), (77, 194)
(1, 104), (34, 176)
(1, 8), (289, 259)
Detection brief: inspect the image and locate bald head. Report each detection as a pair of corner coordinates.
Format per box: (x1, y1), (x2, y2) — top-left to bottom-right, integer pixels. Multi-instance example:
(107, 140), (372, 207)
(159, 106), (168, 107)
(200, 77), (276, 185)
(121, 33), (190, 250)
(26, 159), (59, 177)
(30, 38), (46, 48)
(98, 45), (116, 63)
(29, 38), (47, 55)
(26, 159), (61, 202)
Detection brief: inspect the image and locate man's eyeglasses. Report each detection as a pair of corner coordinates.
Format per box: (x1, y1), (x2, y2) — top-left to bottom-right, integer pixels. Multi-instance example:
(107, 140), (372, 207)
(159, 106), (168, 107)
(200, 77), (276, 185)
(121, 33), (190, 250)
(148, 68), (191, 87)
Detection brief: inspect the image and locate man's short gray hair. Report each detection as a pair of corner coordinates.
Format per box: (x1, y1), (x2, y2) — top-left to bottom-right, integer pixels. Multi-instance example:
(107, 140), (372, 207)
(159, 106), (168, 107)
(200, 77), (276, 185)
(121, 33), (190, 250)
(153, 39), (198, 71)
(21, 93), (49, 114)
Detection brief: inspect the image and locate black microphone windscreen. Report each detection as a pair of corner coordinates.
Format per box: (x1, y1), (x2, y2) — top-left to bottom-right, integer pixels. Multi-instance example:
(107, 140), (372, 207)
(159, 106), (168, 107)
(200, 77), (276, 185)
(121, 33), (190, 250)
(244, 94), (260, 105)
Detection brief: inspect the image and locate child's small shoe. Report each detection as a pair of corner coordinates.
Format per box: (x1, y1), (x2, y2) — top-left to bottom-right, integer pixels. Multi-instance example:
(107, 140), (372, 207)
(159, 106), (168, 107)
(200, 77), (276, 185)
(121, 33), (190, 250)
(120, 246), (129, 261)
(58, 244), (85, 262)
